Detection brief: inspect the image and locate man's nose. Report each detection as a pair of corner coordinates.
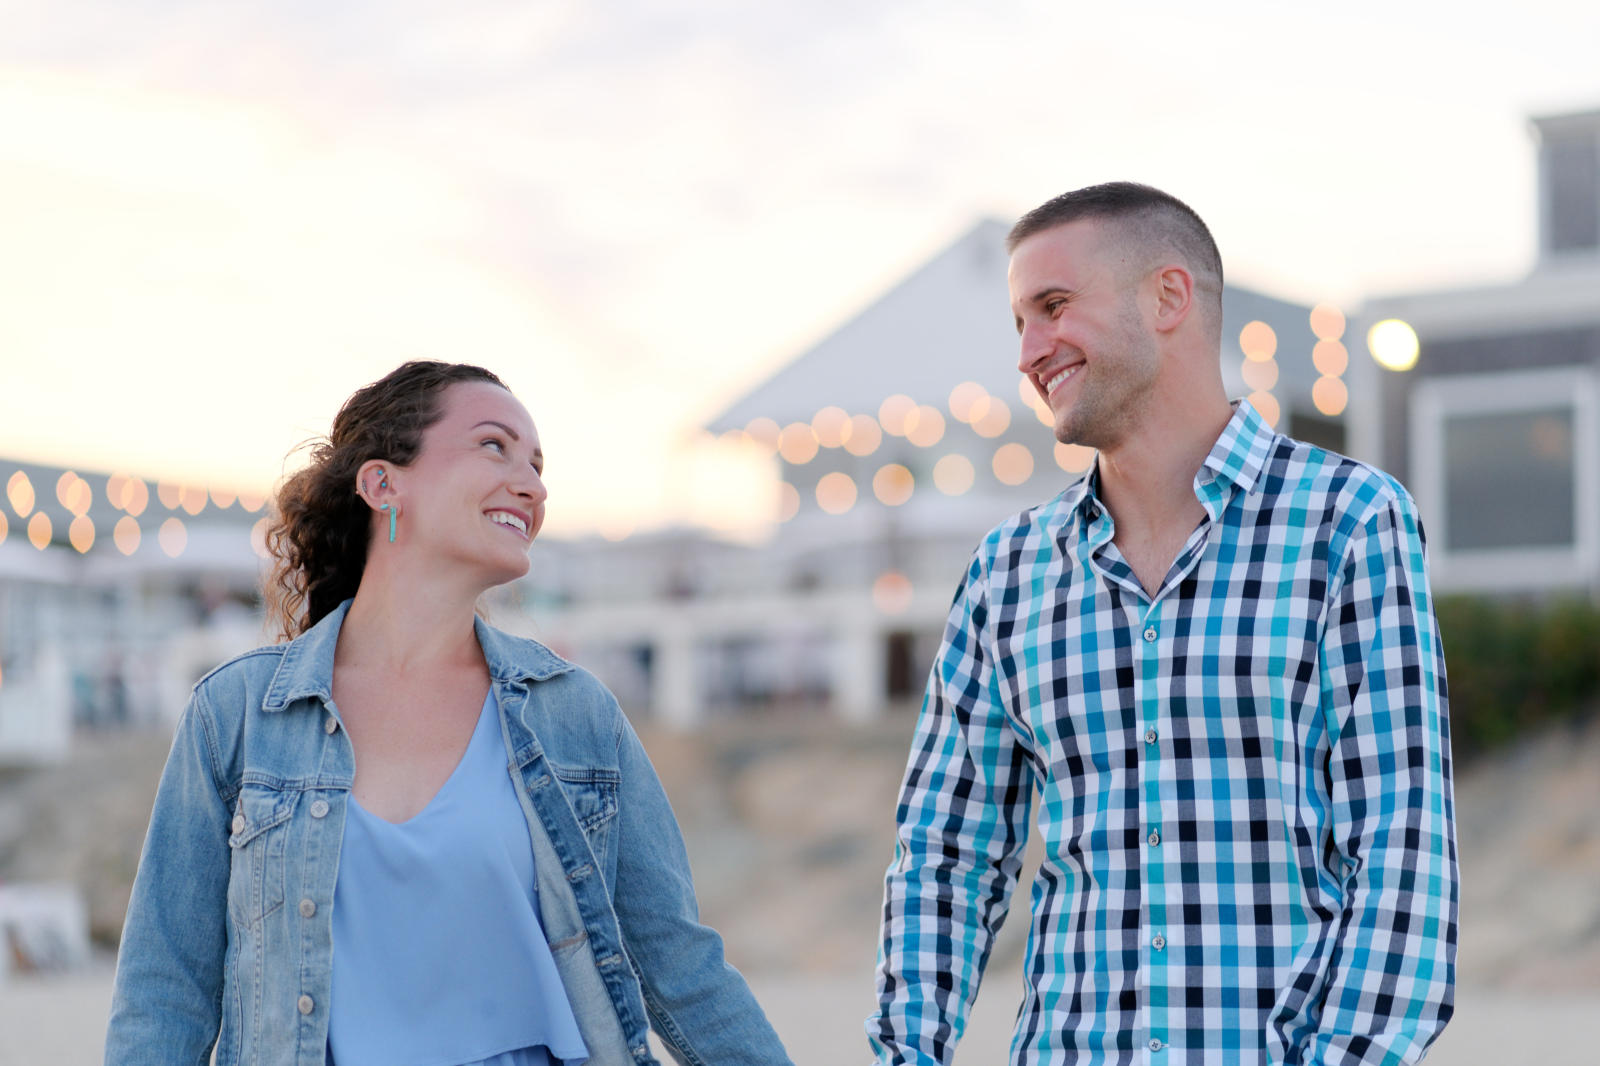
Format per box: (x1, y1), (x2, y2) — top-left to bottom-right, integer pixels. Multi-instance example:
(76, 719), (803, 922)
(1017, 320), (1052, 374)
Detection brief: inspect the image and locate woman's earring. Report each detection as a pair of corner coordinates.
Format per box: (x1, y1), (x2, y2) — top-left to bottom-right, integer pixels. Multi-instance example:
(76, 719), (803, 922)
(379, 502), (397, 544)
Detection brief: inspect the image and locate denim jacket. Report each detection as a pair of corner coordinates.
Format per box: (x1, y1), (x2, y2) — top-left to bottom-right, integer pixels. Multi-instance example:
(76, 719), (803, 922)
(104, 601), (792, 1066)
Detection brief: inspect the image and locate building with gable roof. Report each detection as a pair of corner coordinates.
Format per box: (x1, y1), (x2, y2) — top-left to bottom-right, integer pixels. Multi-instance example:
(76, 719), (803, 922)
(525, 218), (1340, 724)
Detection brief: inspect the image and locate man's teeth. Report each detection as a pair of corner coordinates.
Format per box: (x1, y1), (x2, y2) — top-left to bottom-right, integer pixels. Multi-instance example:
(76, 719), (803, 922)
(1046, 365), (1080, 393)
(488, 512), (527, 534)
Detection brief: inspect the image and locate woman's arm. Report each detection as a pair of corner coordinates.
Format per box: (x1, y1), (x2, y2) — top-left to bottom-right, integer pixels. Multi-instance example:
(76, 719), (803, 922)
(607, 709), (794, 1066)
(103, 689), (233, 1064)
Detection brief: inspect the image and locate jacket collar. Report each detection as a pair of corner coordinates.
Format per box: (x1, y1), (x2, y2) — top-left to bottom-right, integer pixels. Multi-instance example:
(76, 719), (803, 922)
(262, 599), (574, 712)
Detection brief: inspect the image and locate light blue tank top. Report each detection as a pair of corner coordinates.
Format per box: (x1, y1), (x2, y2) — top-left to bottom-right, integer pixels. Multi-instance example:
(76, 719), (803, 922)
(327, 689), (589, 1066)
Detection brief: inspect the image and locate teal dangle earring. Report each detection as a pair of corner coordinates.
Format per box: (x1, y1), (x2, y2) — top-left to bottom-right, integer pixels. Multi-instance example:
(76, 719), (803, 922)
(374, 470), (396, 543)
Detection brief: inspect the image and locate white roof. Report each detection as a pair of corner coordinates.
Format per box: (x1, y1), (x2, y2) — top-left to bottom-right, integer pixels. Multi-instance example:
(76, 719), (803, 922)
(708, 218), (1324, 430)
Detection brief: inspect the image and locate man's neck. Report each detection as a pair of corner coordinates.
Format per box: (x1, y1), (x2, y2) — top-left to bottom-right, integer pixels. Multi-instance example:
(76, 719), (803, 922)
(1094, 398), (1233, 593)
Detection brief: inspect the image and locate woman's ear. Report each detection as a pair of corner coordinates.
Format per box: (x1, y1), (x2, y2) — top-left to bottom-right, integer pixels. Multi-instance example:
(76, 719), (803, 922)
(354, 459), (397, 510)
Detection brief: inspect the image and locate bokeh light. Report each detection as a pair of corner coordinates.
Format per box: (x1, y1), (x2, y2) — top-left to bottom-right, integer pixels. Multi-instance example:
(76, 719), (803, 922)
(157, 481), (183, 510)
(745, 417), (781, 456)
(871, 570), (914, 615)
(843, 415), (882, 457)
(1312, 340), (1349, 377)
(993, 443), (1034, 485)
(7, 471), (35, 517)
(1054, 442), (1095, 473)
(1239, 321), (1278, 362)
(878, 394), (917, 436)
(933, 454), (975, 495)
(1312, 376), (1349, 417)
(778, 422), (819, 465)
(27, 512), (52, 549)
(1368, 318), (1420, 372)
(1240, 357), (1279, 392)
(777, 483), (800, 522)
(973, 397), (1012, 438)
(250, 517), (272, 559)
(815, 472), (858, 515)
(873, 464), (914, 506)
(114, 516), (142, 556)
(180, 485), (208, 516)
(159, 517), (188, 557)
(210, 486), (238, 509)
(69, 514), (95, 553)
(811, 406), (851, 448)
(1247, 390), (1281, 427)
(948, 382), (988, 423)
(115, 476), (150, 516)
(906, 405), (946, 447)
(57, 472), (92, 515)
(237, 491), (267, 513)
(1309, 304), (1346, 341)
(0, 510), (8, 546)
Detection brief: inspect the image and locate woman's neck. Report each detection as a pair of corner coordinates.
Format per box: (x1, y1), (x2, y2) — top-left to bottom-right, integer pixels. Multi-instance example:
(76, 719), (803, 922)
(336, 571), (485, 674)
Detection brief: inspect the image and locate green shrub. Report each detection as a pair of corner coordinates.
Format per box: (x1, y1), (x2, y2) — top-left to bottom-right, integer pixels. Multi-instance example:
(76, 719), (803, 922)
(1433, 594), (1600, 758)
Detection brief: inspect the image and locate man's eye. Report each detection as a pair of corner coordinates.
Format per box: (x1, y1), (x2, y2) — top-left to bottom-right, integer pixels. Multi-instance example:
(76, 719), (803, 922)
(1046, 299), (1065, 315)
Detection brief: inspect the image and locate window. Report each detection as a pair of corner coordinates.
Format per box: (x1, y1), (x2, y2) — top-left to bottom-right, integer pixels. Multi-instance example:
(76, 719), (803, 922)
(1412, 366), (1598, 591)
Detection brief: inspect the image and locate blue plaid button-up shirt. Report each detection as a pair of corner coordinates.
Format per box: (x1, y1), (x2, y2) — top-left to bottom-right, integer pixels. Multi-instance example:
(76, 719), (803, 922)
(871, 401), (1457, 1065)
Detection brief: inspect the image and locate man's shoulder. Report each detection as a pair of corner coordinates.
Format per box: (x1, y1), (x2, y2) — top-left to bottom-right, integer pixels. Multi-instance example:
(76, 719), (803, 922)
(968, 484), (1081, 567)
(1259, 434), (1416, 523)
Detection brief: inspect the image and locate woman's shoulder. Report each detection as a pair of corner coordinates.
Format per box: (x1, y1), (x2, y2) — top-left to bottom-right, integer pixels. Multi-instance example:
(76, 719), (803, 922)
(190, 643), (289, 703)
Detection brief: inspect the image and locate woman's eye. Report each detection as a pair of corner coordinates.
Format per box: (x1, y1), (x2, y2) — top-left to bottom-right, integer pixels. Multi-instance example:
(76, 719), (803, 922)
(482, 438), (505, 453)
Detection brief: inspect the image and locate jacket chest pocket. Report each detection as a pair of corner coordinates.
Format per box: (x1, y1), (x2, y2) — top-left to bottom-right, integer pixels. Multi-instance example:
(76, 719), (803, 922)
(227, 786), (297, 928)
(552, 768), (619, 865)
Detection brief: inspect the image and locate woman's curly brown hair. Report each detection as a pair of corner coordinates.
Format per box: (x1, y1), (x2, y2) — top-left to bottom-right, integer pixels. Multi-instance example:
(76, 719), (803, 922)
(262, 360), (507, 641)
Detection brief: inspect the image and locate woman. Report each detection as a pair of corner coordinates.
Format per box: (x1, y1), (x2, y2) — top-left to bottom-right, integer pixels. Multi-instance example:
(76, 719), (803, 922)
(105, 361), (793, 1066)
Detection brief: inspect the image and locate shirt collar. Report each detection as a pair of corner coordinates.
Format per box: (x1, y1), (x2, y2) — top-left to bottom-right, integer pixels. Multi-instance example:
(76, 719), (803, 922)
(1055, 398), (1276, 536)
(1196, 398), (1276, 505)
(262, 599), (573, 712)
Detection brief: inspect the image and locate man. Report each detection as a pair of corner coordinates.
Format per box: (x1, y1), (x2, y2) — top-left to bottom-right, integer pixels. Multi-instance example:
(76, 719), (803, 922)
(869, 183), (1456, 1064)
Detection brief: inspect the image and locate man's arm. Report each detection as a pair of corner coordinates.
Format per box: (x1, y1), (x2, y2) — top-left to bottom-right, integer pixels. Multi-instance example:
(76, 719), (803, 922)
(1311, 491), (1458, 1066)
(868, 551), (1037, 1065)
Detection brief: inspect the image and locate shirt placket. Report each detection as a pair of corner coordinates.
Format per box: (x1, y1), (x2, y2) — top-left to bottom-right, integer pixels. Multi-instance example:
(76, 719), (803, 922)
(1136, 596), (1171, 1060)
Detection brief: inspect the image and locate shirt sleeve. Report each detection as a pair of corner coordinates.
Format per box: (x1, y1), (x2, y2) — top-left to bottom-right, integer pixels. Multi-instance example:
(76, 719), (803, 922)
(1311, 492), (1458, 1065)
(103, 690), (232, 1064)
(868, 550), (1037, 1065)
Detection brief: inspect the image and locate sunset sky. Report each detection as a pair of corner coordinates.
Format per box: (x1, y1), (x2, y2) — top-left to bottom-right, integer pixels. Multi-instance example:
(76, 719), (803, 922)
(3, 0), (1596, 539)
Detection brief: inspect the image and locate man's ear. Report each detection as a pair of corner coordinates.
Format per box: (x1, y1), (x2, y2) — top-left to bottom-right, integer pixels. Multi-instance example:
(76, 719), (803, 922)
(1150, 264), (1195, 334)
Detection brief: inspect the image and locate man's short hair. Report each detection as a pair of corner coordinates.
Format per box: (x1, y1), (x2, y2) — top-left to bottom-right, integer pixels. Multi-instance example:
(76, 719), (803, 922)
(1006, 182), (1224, 302)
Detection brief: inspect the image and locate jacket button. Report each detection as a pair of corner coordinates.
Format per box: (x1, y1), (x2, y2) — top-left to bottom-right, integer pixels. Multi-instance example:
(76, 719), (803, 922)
(310, 800), (330, 819)
(632, 1046), (649, 1059)
(297, 994), (315, 1015)
(231, 814), (246, 834)
(324, 716), (339, 735)
(299, 898), (316, 918)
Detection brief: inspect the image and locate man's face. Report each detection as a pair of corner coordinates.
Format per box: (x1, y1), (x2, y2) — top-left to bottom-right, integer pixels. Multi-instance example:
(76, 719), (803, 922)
(1008, 219), (1160, 452)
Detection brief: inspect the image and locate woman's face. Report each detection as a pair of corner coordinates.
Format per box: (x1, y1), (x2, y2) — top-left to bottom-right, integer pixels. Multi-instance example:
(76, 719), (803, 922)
(387, 380), (546, 587)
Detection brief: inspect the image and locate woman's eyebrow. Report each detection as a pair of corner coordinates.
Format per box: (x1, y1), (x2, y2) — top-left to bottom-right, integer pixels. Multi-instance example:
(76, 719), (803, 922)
(472, 420), (520, 441)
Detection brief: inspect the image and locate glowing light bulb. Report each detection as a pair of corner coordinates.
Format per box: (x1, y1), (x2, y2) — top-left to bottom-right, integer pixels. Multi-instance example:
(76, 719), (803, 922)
(1367, 319), (1420, 372)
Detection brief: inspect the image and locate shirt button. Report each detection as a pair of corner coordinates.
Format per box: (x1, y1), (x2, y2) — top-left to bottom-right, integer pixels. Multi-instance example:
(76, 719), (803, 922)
(299, 898), (316, 918)
(324, 716), (339, 734)
(297, 994), (315, 1015)
(1148, 829), (1161, 847)
(1085, 504), (1100, 521)
(1150, 1038), (1164, 1051)
(231, 814), (246, 834)
(1144, 728), (1158, 744)
(1152, 933), (1166, 950)
(1143, 625), (1158, 643)
(309, 800), (330, 819)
